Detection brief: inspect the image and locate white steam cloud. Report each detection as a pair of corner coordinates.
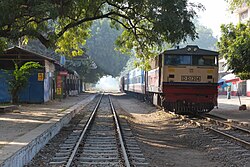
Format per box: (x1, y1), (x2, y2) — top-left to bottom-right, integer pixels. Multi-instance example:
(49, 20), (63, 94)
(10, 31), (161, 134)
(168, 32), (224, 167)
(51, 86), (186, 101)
(95, 75), (119, 91)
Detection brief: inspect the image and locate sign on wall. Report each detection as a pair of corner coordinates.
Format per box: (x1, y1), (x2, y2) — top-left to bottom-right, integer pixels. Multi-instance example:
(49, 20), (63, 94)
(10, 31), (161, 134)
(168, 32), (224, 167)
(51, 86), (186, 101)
(59, 71), (68, 76)
(56, 75), (62, 95)
(38, 73), (44, 81)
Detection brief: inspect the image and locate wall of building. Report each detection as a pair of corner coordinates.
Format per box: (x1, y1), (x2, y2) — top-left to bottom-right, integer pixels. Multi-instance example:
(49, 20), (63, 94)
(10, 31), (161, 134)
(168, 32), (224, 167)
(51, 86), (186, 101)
(44, 60), (55, 102)
(247, 80), (250, 96)
(0, 70), (44, 103)
(0, 71), (11, 103)
(19, 72), (44, 103)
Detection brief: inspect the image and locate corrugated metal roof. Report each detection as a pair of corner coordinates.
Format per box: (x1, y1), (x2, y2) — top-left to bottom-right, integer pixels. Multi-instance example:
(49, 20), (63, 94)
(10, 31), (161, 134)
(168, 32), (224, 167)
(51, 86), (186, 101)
(3, 46), (56, 62)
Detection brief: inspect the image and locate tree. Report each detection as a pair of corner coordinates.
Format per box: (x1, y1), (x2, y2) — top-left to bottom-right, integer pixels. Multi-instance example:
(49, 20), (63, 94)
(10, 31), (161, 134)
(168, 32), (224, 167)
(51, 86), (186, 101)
(0, 0), (202, 61)
(65, 57), (96, 80)
(86, 20), (130, 77)
(217, 22), (250, 80)
(83, 68), (106, 83)
(179, 20), (218, 50)
(226, 0), (250, 10)
(5, 61), (42, 104)
(0, 38), (7, 52)
(120, 56), (138, 76)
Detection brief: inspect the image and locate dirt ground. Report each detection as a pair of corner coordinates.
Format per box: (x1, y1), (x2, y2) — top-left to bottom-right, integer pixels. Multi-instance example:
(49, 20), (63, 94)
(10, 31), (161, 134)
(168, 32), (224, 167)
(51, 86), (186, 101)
(112, 93), (248, 167)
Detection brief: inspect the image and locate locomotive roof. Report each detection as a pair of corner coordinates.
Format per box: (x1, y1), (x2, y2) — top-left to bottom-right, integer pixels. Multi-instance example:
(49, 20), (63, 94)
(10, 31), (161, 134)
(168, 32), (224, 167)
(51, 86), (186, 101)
(163, 45), (219, 56)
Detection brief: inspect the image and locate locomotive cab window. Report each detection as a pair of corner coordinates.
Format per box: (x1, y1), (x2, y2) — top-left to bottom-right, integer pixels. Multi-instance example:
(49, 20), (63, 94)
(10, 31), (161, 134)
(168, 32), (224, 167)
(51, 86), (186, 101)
(193, 55), (217, 66)
(164, 55), (191, 65)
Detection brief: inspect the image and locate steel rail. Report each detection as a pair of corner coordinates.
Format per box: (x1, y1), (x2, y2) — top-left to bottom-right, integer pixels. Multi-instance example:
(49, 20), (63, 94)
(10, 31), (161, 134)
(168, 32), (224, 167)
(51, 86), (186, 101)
(170, 112), (250, 149)
(109, 94), (131, 167)
(200, 115), (250, 149)
(190, 115), (250, 150)
(65, 93), (104, 167)
(203, 114), (250, 134)
(207, 126), (250, 149)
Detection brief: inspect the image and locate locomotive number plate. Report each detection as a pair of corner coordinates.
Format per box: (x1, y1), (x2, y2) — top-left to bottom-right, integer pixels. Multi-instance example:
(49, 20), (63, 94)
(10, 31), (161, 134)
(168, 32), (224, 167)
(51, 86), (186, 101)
(181, 75), (201, 82)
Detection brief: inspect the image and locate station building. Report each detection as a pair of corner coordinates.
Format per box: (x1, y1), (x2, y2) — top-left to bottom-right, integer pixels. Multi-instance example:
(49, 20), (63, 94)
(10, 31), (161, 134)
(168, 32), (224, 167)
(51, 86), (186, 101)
(0, 46), (80, 103)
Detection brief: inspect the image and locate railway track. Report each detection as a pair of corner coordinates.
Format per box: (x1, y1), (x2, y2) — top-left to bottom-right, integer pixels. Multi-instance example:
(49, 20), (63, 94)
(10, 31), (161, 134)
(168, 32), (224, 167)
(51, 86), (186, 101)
(200, 114), (250, 149)
(169, 112), (250, 150)
(49, 94), (148, 166)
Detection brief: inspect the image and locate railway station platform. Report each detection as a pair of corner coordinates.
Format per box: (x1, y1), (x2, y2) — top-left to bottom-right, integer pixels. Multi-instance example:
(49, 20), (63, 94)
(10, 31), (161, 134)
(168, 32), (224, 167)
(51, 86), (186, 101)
(0, 92), (97, 167)
(210, 95), (250, 126)
(0, 93), (250, 166)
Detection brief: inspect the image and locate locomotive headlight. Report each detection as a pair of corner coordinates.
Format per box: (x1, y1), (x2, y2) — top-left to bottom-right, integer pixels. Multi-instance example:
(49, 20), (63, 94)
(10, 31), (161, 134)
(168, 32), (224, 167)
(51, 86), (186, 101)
(168, 68), (175, 72)
(207, 69), (213, 74)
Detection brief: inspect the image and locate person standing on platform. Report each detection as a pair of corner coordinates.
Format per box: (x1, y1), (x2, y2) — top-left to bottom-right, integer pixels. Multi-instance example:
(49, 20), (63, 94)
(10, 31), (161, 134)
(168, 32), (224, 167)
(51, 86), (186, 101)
(227, 86), (231, 99)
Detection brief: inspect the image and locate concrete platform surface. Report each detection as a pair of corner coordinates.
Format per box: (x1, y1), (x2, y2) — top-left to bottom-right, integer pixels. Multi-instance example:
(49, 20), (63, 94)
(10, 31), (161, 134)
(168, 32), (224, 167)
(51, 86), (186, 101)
(0, 92), (97, 167)
(210, 95), (250, 126)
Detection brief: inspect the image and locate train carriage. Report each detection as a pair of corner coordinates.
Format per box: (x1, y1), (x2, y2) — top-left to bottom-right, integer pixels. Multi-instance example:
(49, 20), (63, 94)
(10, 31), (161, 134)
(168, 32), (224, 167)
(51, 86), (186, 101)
(122, 68), (146, 97)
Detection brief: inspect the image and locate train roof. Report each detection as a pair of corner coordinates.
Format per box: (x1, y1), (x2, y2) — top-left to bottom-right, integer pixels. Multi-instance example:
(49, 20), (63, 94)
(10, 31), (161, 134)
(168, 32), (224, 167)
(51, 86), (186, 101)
(162, 45), (219, 56)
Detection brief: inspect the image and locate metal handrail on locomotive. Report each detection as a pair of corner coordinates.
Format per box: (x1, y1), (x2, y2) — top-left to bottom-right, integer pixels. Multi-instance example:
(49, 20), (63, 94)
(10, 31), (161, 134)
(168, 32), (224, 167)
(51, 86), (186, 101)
(120, 45), (219, 114)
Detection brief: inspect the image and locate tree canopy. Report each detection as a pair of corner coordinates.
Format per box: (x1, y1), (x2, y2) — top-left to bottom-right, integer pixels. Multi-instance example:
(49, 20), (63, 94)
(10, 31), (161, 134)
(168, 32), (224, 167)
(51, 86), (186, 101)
(217, 22), (250, 80)
(86, 19), (130, 77)
(0, 0), (202, 60)
(65, 56), (97, 81)
(226, 0), (250, 10)
(24, 19), (130, 82)
(179, 20), (218, 50)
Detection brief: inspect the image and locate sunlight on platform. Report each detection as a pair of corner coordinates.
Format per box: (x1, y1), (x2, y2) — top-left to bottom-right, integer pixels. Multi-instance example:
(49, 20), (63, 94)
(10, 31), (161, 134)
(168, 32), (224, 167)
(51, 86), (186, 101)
(0, 117), (46, 123)
(0, 141), (28, 146)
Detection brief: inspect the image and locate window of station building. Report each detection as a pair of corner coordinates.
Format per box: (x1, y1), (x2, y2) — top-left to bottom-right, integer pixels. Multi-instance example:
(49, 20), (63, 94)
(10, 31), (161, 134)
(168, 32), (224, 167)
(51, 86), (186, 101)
(193, 55), (217, 66)
(164, 55), (191, 65)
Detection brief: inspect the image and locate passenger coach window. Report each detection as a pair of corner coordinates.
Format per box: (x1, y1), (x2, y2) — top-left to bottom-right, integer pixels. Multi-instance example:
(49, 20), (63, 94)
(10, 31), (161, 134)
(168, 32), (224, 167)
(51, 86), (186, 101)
(193, 55), (217, 66)
(164, 55), (191, 65)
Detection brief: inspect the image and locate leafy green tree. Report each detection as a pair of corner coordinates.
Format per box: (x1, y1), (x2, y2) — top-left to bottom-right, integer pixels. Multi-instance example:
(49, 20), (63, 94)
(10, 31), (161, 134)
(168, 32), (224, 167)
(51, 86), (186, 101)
(226, 0), (250, 10)
(0, 0), (202, 61)
(83, 68), (106, 84)
(5, 61), (42, 104)
(217, 22), (250, 79)
(180, 21), (218, 50)
(0, 38), (7, 52)
(120, 56), (138, 76)
(86, 20), (130, 77)
(65, 57), (96, 80)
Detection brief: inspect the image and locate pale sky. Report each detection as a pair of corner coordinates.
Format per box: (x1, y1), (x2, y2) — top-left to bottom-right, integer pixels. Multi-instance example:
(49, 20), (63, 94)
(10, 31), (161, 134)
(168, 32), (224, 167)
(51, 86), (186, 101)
(191, 0), (237, 37)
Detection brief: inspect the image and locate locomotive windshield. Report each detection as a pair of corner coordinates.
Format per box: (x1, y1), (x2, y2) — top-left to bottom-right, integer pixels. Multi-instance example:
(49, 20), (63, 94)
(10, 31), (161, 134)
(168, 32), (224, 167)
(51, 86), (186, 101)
(164, 55), (191, 65)
(164, 55), (217, 66)
(192, 55), (218, 66)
